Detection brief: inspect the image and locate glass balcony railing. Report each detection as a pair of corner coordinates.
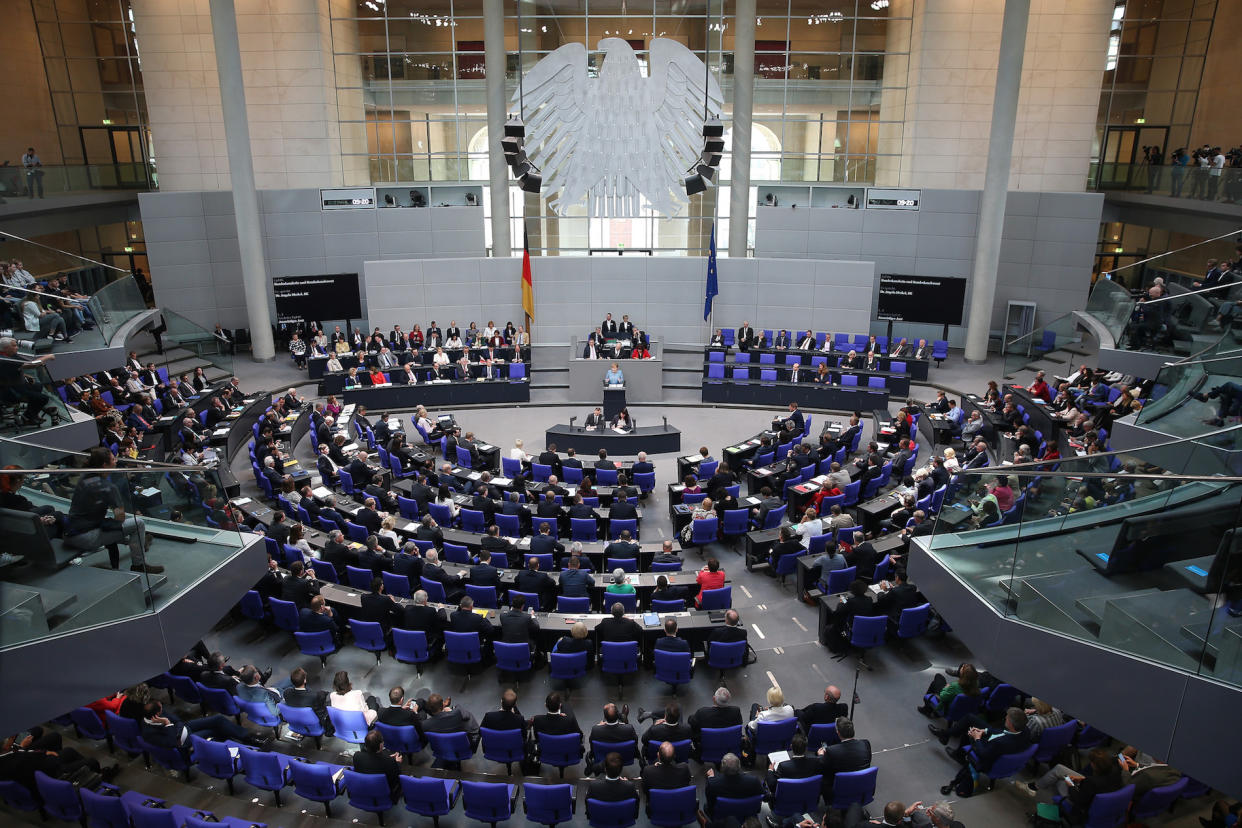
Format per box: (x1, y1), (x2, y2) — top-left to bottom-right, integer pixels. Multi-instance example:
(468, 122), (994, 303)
(0, 162), (155, 199)
(0, 439), (247, 651)
(0, 356), (75, 436)
(1088, 161), (1242, 203)
(925, 425), (1242, 688)
(1002, 313), (1086, 377)
(89, 276), (150, 344)
(153, 308), (234, 385)
(1136, 352), (1242, 435)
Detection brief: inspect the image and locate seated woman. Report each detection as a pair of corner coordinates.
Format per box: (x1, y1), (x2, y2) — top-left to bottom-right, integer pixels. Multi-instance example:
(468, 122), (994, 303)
(288, 333), (308, 368)
(510, 438), (531, 463)
(611, 408), (633, 432)
(0, 465), (65, 536)
(681, 474), (701, 495)
(368, 366), (388, 386)
(814, 363), (831, 384)
(631, 342), (651, 359)
(344, 367), (361, 388)
(324, 395), (342, 418)
(981, 380), (1001, 408)
(328, 670), (378, 725)
(325, 353), (343, 373)
(435, 484), (460, 519)
(409, 325), (424, 349)
(746, 686), (795, 734)
(576, 476), (596, 500)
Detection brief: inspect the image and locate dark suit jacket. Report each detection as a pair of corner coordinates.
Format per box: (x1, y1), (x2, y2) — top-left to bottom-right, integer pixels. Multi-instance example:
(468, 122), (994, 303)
(499, 609), (540, 644)
(799, 701), (849, 730)
(608, 501), (638, 521)
(822, 738), (871, 789)
(359, 591), (401, 629)
(688, 705), (743, 738)
(353, 749), (401, 791)
(595, 616), (642, 643)
(355, 508), (383, 533)
(514, 569), (553, 597)
(767, 755), (825, 790)
(641, 761), (692, 794)
(469, 563), (502, 587)
(875, 583), (923, 620)
(449, 608), (493, 642)
(480, 709), (528, 739)
(587, 777), (638, 804)
(348, 459), (375, 488)
(532, 711), (581, 737)
(400, 604), (446, 644)
(298, 607), (339, 637)
(281, 575), (319, 609)
(706, 772), (765, 815)
(530, 534), (564, 556)
(970, 729), (1030, 773)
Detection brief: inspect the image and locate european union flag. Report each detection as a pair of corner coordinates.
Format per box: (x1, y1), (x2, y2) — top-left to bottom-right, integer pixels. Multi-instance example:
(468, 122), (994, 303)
(703, 224), (718, 322)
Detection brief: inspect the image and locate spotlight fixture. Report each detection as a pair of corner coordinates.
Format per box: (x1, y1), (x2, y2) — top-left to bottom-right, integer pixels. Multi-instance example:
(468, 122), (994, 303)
(684, 115), (725, 197)
(501, 116), (542, 194)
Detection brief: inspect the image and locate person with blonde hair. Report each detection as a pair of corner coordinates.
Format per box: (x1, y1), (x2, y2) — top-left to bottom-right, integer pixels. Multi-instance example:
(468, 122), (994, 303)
(746, 686), (794, 733)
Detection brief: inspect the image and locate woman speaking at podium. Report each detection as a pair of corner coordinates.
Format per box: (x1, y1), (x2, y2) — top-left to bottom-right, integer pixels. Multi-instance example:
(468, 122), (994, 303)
(604, 362), (625, 386)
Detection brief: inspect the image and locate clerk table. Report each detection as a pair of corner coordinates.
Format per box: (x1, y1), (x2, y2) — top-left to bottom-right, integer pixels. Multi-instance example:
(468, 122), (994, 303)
(918, 411), (958, 447)
(856, 490), (904, 534)
(317, 578), (732, 655)
(342, 378), (530, 410)
(543, 424), (681, 456)
(703, 379), (888, 412)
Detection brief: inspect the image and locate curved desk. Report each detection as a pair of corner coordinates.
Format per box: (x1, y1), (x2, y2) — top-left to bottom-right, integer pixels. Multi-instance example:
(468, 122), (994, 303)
(702, 379), (888, 412)
(343, 379), (529, 409)
(544, 424), (681, 456)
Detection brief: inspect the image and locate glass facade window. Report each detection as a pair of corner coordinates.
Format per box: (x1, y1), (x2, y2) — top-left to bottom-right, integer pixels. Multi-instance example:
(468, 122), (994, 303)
(1093, 0), (1216, 190)
(329, 0), (909, 254)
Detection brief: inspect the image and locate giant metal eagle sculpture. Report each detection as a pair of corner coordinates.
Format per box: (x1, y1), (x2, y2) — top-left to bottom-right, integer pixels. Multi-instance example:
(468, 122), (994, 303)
(515, 37), (725, 218)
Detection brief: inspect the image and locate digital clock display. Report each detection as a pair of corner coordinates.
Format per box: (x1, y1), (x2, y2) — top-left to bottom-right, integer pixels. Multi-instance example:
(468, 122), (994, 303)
(320, 187), (378, 210)
(865, 188), (921, 211)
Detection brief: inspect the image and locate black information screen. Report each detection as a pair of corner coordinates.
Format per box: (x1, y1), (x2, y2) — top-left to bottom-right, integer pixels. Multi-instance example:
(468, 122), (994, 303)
(876, 274), (966, 326)
(273, 273), (361, 325)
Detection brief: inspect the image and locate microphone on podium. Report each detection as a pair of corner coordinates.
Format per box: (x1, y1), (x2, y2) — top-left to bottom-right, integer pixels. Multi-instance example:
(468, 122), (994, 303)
(569, 416), (577, 430)
(663, 416), (668, 431)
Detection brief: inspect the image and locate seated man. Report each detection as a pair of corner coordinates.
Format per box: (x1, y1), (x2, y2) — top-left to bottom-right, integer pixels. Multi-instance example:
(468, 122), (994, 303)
(940, 707), (1030, 796)
(636, 702), (691, 754)
(352, 729), (403, 798)
(419, 692), (481, 753)
(640, 741), (693, 809)
(705, 752), (766, 817)
(140, 700), (266, 751)
(765, 733), (823, 794)
(587, 702), (639, 774)
(587, 751), (639, 804)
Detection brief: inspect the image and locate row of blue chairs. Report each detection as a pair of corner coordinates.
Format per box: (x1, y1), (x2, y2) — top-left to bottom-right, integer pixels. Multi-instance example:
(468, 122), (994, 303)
(0, 773), (262, 828)
(707, 364), (892, 389)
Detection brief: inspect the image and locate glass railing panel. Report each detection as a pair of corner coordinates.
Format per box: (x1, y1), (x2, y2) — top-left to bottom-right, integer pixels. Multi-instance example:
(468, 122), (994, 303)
(926, 424), (1242, 688)
(0, 449), (246, 650)
(3, 162), (155, 197)
(158, 309), (234, 382)
(1088, 161), (1242, 204)
(1135, 353), (1242, 435)
(1002, 313), (1084, 377)
(89, 276), (149, 343)
(1084, 278), (1134, 341)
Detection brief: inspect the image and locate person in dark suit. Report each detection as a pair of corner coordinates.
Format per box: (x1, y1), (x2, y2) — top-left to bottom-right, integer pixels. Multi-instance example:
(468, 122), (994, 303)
(640, 741), (692, 805)
(631, 451), (654, 477)
(706, 609), (750, 662)
(352, 729), (403, 797)
(419, 693), (481, 752)
(318, 496), (348, 532)
(595, 602), (642, 645)
(470, 485), (497, 524)
(819, 717), (871, 797)
(941, 707), (1031, 795)
(798, 685), (849, 732)
(568, 495), (595, 521)
(298, 596), (340, 644)
(587, 752), (638, 805)
(535, 493), (562, 526)
(649, 574), (688, 608)
(652, 616), (691, 656)
(348, 452), (376, 488)
(480, 688), (529, 742)
(513, 556), (554, 608)
(415, 515), (444, 549)
(584, 407), (605, 429)
(604, 530), (640, 562)
(766, 733), (823, 793)
(874, 568), (924, 631)
(636, 701), (691, 751)
(530, 523), (564, 558)
(358, 577), (401, 632)
(608, 496), (638, 522)
(827, 580), (875, 653)
(499, 594), (541, 661)
(479, 526), (515, 568)
(531, 691), (581, 740)
(421, 549), (465, 602)
(354, 500), (383, 534)
(280, 561), (319, 609)
(448, 595), (494, 655)
(737, 322), (755, 352)
(320, 530), (356, 574)
(401, 590), (446, 650)
(469, 548), (503, 589)
(377, 686), (422, 729)
(588, 703), (639, 773)
(537, 444), (563, 477)
(316, 446), (339, 487)
(705, 752), (766, 816)
(688, 687), (744, 746)
(558, 553), (595, 598)
(773, 329), (792, 349)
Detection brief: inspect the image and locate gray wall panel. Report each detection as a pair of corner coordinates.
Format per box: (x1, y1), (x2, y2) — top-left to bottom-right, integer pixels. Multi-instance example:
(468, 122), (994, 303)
(321, 210), (379, 234)
(204, 214), (239, 239)
(323, 233), (380, 257)
(261, 211), (322, 238)
(266, 234), (326, 260)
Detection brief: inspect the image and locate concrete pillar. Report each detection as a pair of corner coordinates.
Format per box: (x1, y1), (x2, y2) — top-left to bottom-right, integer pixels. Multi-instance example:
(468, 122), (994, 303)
(208, 0), (274, 361)
(484, 0), (512, 257)
(963, 0), (1030, 363)
(727, 0), (756, 259)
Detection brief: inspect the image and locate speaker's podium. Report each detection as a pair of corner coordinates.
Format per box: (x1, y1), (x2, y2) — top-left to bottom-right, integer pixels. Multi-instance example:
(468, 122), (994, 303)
(603, 384), (626, 420)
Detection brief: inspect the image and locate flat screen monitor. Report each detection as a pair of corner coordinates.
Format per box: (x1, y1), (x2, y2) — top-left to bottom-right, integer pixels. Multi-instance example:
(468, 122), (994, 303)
(273, 273), (361, 325)
(876, 274), (966, 326)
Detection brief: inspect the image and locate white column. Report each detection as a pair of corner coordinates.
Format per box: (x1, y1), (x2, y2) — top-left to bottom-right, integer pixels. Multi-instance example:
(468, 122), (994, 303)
(208, 0), (274, 361)
(963, 0), (1030, 363)
(484, 0), (512, 258)
(727, 0), (756, 259)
